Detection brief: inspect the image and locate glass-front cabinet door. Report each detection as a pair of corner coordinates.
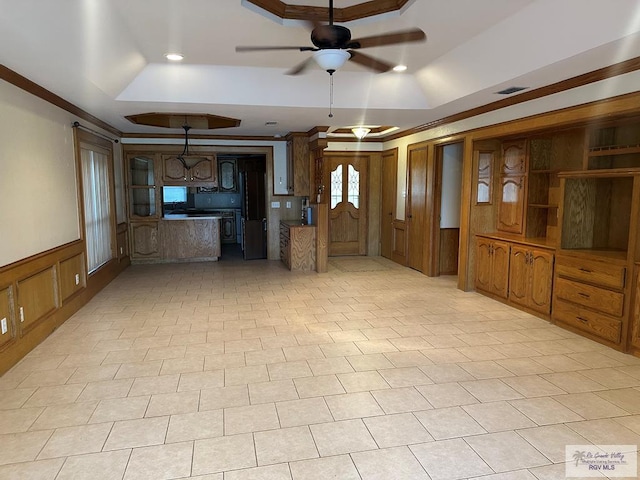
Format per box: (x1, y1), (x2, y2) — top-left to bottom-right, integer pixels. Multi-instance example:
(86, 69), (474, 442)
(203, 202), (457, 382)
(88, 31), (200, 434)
(128, 154), (158, 218)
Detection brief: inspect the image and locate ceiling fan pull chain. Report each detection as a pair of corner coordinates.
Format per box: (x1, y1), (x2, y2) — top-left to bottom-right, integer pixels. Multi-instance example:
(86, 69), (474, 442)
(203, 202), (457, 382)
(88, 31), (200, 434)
(328, 73), (334, 118)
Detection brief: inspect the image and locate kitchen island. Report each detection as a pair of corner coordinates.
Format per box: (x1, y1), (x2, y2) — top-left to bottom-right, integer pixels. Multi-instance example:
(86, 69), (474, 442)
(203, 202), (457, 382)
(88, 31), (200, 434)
(161, 215), (221, 261)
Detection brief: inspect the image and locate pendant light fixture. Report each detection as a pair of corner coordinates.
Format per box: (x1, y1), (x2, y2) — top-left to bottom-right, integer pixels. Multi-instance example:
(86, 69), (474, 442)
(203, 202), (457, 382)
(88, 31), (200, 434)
(177, 123), (193, 170)
(352, 127), (371, 140)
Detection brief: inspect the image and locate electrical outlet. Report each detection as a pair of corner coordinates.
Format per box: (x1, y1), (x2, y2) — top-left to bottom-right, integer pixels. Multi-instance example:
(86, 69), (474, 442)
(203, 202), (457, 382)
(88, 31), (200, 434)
(120, 246), (124, 255)
(19, 306), (24, 323)
(1, 318), (7, 335)
(75, 274), (80, 285)
(286, 201), (291, 208)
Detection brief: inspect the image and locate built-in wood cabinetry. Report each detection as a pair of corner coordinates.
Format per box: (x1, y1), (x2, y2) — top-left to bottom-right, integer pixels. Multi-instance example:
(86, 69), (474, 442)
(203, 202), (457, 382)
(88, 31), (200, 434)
(475, 237), (510, 299)
(631, 264), (640, 351)
(128, 154), (159, 219)
(497, 140), (527, 233)
(475, 117), (640, 354)
(509, 245), (554, 314)
(285, 133), (310, 196)
(130, 222), (160, 260)
(280, 221), (316, 271)
(218, 158), (238, 193)
(553, 254), (627, 344)
(0, 286), (14, 349)
(162, 155), (217, 185)
(220, 216), (236, 243)
(476, 234), (554, 313)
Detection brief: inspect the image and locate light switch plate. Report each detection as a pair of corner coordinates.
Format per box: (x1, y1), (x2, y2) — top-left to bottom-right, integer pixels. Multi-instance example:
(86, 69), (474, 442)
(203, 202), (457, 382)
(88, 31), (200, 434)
(75, 274), (80, 285)
(1, 318), (7, 335)
(271, 201), (280, 208)
(286, 201), (291, 208)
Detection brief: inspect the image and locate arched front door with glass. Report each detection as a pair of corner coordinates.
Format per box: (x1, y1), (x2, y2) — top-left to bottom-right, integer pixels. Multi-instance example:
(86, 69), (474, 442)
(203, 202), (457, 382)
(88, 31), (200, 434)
(328, 155), (368, 256)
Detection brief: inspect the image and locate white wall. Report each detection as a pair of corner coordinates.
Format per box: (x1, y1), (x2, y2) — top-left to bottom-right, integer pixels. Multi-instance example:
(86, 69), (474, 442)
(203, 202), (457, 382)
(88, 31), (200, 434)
(440, 143), (463, 229)
(0, 79), (124, 268)
(0, 80), (79, 267)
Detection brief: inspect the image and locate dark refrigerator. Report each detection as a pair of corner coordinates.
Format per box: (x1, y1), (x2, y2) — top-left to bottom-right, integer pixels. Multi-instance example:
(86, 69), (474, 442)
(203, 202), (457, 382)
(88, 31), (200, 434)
(240, 170), (267, 260)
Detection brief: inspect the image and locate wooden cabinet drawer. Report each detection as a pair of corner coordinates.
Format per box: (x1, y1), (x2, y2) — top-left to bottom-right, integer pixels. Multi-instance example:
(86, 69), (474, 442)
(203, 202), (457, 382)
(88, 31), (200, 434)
(280, 223), (290, 239)
(554, 277), (624, 316)
(553, 298), (622, 343)
(555, 256), (626, 289)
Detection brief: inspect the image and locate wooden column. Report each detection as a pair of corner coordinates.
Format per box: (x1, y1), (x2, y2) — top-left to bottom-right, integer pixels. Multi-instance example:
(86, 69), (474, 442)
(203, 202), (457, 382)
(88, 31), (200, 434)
(309, 128), (329, 273)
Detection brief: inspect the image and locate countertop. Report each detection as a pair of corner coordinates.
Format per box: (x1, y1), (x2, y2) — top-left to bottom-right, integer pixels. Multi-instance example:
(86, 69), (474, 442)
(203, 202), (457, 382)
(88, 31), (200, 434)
(163, 214), (223, 220)
(280, 220), (315, 227)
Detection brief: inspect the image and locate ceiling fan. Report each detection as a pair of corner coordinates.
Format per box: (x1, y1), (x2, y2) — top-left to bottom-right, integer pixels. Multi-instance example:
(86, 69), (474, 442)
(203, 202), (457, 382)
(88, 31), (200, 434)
(235, 0), (426, 75)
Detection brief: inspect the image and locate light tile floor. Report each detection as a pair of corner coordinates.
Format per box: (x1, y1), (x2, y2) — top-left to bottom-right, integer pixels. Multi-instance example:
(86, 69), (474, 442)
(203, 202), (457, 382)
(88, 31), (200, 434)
(1, 256), (640, 479)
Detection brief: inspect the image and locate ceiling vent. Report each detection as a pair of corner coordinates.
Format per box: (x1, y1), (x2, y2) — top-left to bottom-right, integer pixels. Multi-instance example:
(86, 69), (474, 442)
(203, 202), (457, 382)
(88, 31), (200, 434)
(496, 86), (527, 95)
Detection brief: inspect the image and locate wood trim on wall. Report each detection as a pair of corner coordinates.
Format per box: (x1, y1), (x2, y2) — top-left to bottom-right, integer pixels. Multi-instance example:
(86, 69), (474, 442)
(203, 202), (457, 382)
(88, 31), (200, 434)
(0, 240), (129, 375)
(245, 0), (410, 22)
(384, 56), (640, 142)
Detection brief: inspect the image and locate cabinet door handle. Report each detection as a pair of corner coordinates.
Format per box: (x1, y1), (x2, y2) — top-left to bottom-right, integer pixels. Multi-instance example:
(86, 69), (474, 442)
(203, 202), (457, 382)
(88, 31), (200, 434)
(578, 292), (590, 298)
(578, 268), (592, 273)
(576, 316), (589, 323)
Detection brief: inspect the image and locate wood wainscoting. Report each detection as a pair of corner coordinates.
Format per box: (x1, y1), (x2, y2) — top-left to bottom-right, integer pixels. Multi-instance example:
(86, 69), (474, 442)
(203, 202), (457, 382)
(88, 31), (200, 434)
(439, 228), (460, 275)
(391, 220), (407, 266)
(0, 228), (130, 375)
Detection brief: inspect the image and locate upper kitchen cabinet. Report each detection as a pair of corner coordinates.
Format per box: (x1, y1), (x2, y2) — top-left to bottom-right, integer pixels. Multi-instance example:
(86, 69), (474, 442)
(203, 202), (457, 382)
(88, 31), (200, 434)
(218, 157), (238, 193)
(277, 133), (310, 196)
(287, 133), (310, 197)
(127, 153), (159, 219)
(162, 154), (218, 186)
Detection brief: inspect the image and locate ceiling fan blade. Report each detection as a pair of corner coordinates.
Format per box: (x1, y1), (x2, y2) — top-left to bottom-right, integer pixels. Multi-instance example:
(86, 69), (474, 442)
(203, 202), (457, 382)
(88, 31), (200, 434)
(285, 57), (315, 76)
(347, 50), (394, 73)
(236, 46), (315, 52)
(349, 28), (426, 49)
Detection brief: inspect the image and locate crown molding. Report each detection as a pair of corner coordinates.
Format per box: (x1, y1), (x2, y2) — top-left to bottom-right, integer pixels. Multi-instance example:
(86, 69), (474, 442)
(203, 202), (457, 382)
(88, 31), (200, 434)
(0, 64), (122, 137)
(245, 0), (410, 22)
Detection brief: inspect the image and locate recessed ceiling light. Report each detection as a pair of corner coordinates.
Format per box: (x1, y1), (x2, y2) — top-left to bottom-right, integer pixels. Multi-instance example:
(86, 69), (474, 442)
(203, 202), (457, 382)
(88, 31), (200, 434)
(165, 53), (184, 61)
(393, 65), (408, 72)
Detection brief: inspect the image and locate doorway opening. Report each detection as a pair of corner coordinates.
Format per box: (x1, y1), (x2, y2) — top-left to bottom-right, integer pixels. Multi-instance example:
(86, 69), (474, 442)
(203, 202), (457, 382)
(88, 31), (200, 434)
(213, 154), (267, 261)
(406, 141), (463, 276)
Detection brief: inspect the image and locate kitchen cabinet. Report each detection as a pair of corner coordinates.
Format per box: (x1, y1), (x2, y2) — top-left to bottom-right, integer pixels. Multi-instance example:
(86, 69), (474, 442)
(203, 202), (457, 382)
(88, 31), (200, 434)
(280, 221), (316, 271)
(130, 222), (160, 260)
(509, 245), (554, 314)
(218, 158), (238, 193)
(220, 216), (236, 243)
(475, 237), (510, 299)
(284, 133), (310, 196)
(127, 154), (159, 219)
(162, 155), (217, 185)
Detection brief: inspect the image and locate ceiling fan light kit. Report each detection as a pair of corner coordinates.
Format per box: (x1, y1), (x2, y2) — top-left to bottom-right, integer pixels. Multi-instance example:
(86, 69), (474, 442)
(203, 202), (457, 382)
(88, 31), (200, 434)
(313, 49), (350, 73)
(235, 0), (426, 76)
